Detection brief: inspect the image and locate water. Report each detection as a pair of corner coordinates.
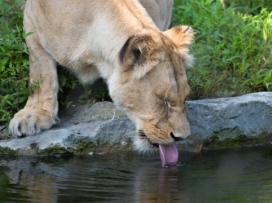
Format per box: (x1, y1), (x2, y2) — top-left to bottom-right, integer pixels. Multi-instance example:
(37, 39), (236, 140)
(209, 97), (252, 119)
(0, 146), (272, 203)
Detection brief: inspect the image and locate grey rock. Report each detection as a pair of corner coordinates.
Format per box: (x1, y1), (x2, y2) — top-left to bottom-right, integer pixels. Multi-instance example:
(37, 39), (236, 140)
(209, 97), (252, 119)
(62, 102), (126, 124)
(180, 92), (272, 150)
(82, 102), (127, 121)
(0, 92), (272, 155)
(187, 92), (272, 138)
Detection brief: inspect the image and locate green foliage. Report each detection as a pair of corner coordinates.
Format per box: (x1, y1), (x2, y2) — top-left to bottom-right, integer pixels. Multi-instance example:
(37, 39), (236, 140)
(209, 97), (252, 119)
(78, 79), (111, 105)
(57, 67), (111, 107)
(0, 0), (29, 124)
(57, 66), (80, 107)
(223, 0), (272, 15)
(173, 0), (272, 99)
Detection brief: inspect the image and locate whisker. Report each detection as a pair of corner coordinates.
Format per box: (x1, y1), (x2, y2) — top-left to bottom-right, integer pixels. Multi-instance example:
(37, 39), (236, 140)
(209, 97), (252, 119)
(138, 130), (146, 136)
(147, 138), (159, 148)
(138, 130), (159, 148)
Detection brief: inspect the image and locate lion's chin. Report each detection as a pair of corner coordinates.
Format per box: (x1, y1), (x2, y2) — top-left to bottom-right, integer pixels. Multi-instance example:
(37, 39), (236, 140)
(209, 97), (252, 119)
(133, 138), (158, 154)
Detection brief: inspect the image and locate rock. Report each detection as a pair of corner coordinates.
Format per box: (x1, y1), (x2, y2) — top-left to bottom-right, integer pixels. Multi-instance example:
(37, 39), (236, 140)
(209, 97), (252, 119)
(0, 92), (272, 155)
(63, 101), (127, 123)
(180, 92), (272, 150)
(0, 118), (135, 155)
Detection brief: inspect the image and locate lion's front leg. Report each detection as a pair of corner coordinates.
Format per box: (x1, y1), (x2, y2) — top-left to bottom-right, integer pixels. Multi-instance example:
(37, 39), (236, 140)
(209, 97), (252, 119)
(9, 34), (59, 137)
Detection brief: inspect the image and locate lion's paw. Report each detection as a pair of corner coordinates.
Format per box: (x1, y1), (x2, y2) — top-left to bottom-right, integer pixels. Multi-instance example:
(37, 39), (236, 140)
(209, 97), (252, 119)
(9, 108), (59, 137)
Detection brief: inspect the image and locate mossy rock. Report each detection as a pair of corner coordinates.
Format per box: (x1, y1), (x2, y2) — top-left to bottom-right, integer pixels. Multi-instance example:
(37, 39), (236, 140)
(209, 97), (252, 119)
(0, 147), (17, 155)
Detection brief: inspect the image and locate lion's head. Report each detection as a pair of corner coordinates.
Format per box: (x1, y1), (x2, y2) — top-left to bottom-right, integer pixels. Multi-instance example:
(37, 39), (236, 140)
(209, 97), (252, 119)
(109, 26), (194, 153)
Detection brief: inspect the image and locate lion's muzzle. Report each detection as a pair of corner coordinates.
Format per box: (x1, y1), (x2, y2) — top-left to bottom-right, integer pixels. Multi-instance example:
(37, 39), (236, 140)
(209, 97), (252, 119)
(170, 132), (184, 142)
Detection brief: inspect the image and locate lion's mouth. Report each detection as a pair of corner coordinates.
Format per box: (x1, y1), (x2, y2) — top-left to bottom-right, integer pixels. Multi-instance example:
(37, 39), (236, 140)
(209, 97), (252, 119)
(138, 130), (179, 166)
(138, 130), (159, 148)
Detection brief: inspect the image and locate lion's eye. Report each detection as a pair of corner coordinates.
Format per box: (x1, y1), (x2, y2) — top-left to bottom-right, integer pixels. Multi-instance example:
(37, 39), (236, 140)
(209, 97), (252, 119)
(169, 101), (176, 107)
(164, 98), (176, 108)
(157, 95), (171, 117)
(156, 96), (171, 122)
(163, 100), (170, 117)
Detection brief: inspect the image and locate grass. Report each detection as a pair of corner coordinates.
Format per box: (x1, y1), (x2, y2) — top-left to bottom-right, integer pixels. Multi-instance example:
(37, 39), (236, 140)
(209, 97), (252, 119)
(173, 0), (272, 99)
(0, 0), (29, 123)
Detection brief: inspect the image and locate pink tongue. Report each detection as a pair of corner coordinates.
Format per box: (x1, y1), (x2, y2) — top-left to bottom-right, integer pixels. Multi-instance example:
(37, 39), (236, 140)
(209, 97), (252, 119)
(159, 143), (178, 167)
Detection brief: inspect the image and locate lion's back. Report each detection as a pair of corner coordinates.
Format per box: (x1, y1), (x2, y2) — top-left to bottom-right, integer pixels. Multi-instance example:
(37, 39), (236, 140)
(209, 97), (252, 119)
(139, 0), (173, 31)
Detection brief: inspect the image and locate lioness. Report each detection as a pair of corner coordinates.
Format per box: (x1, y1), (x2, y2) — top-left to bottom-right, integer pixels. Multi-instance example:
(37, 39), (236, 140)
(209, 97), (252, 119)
(9, 0), (194, 154)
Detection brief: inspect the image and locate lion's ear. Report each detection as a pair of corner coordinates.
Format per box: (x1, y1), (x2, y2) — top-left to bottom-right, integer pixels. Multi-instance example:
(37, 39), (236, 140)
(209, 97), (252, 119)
(164, 26), (194, 68)
(119, 35), (159, 79)
(163, 26), (194, 53)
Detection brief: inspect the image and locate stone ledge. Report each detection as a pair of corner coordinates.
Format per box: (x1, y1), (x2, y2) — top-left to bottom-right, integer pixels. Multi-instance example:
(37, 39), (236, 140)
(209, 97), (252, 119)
(1, 92), (272, 155)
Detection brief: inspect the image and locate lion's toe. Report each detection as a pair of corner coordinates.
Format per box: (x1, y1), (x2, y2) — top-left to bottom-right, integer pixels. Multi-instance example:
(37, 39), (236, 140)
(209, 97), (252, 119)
(9, 109), (58, 137)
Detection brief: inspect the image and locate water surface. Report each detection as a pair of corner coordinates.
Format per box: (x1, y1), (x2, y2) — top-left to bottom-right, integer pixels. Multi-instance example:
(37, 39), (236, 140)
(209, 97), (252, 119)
(0, 146), (272, 203)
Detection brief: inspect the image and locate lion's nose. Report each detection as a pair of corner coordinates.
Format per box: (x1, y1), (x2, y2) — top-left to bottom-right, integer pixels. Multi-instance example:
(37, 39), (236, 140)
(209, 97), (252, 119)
(170, 132), (184, 142)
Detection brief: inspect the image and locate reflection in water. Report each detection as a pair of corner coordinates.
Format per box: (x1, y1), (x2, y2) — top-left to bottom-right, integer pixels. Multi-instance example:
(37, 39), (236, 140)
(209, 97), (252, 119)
(134, 165), (189, 203)
(0, 147), (272, 203)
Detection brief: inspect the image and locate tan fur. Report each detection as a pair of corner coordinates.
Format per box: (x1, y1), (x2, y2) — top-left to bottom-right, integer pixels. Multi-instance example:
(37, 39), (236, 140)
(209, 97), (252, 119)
(9, 0), (194, 153)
